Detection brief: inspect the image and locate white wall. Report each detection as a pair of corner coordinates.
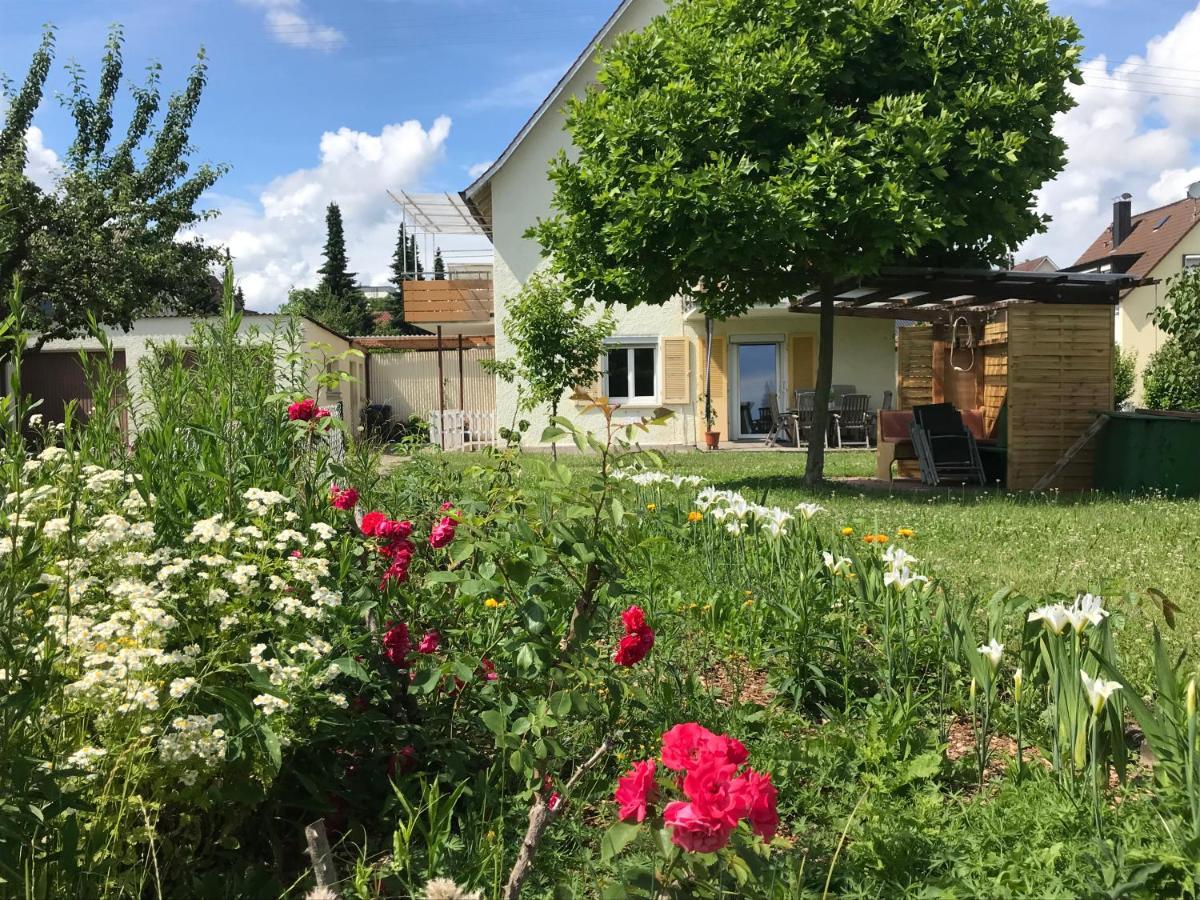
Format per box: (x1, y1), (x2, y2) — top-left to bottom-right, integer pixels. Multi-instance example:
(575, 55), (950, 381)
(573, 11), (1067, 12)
(487, 0), (896, 446)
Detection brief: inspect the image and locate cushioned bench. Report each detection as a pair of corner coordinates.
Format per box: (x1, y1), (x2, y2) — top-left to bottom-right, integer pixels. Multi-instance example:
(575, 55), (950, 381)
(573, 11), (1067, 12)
(876, 408), (990, 483)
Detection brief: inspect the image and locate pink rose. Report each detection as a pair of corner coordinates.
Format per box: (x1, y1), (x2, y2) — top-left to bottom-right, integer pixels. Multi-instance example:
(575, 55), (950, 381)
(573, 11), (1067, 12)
(613, 628), (655, 666)
(614, 759), (658, 823)
(360, 511), (387, 537)
(417, 630), (441, 654)
(731, 769), (779, 840)
(660, 722), (722, 772)
(381, 621), (410, 667)
(662, 800), (734, 853)
(330, 485), (359, 510)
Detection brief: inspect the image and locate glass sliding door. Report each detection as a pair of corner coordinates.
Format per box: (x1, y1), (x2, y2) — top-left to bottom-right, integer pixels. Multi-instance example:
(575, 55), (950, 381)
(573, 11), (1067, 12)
(732, 343), (779, 438)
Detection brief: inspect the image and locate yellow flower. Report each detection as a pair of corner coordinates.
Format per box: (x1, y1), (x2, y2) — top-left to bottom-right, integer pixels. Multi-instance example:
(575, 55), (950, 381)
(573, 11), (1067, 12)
(862, 534), (876, 544)
(841, 527), (854, 537)
(687, 510), (703, 523)
(484, 597), (506, 609)
(744, 590), (753, 597)
(876, 534), (889, 544)
(743, 599), (754, 608)
(646, 503), (657, 512)
(897, 527), (915, 538)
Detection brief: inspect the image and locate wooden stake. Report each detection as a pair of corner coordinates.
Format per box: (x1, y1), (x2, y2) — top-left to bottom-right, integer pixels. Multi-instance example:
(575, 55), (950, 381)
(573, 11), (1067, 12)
(304, 818), (338, 892)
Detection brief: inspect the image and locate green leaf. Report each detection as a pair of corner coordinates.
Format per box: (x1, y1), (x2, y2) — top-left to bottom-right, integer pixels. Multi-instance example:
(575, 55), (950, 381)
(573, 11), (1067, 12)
(600, 821), (641, 863)
(480, 709), (507, 737)
(330, 656), (370, 681)
(260, 725), (282, 772)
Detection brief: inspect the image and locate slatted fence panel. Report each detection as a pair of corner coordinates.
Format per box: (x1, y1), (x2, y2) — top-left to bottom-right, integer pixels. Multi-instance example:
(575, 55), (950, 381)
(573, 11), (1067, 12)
(897, 326), (934, 410)
(1006, 305), (1113, 491)
(368, 348), (495, 422)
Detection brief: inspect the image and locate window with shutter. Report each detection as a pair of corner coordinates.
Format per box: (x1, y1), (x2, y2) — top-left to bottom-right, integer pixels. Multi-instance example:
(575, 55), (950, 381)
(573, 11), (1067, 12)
(660, 336), (690, 404)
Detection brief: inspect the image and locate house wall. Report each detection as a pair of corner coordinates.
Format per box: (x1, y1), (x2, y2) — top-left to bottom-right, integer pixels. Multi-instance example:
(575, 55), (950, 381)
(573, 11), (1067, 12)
(488, 0), (896, 447)
(1119, 227), (1200, 401)
(25, 315), (362, 431)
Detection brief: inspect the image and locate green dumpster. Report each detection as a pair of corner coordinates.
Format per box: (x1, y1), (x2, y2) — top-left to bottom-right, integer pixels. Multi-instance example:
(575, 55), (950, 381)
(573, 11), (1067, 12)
(1095, 410), (1200, 496)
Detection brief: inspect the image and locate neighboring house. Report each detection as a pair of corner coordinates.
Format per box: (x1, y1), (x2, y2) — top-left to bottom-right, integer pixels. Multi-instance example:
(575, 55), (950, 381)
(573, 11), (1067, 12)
(462, 0), (897, 447)
(1065, 187), (1200, 399)
(17, 314), (365, 434)
(1012, 255), (1058, 273)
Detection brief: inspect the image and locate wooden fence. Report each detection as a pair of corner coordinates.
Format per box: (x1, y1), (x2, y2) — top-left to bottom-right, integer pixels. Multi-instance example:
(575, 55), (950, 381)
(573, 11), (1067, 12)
(428, 409), (500, 451)
(368, 347), (496, 422)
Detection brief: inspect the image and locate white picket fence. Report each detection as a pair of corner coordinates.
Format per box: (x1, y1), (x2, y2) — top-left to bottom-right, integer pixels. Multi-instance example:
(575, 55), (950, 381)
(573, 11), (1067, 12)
(428, 409), (500, 451)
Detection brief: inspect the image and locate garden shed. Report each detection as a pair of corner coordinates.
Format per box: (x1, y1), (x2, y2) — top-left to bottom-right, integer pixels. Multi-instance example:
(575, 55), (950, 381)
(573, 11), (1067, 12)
(789, 267), (1155, 490)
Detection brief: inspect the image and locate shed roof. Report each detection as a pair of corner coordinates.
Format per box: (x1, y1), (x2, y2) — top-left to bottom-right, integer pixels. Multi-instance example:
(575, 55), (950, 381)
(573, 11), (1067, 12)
(788, 266), (1154, 323)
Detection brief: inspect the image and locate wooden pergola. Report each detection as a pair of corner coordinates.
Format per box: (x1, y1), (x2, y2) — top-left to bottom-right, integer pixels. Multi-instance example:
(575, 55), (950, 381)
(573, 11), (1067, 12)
(788, 267), (1156, 490)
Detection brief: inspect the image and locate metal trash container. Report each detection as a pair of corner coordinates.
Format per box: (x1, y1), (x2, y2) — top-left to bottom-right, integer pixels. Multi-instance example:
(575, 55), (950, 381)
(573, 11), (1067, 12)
(1095, 410), (1200, 496)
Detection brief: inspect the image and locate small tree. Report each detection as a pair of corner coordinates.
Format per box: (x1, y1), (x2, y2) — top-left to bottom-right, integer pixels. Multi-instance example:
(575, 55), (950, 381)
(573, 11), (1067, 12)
(1, 26), (227, 344)
(282, 284), (373, 337)
(1113, 346), (1137, 408)
(433, 248), (445, 280)
(386, 222), (410, 332)
(1153, 268), (1200, 358)
(317, 202), (357, 297)
(497, 270), (615, 448)
(532, 0), (1081, 483)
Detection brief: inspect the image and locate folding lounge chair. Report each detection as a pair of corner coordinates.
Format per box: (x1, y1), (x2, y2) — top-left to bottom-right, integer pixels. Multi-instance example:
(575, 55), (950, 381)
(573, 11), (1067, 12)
(833, 393), (871, 448)
(909, 403), (986, 486)
(764, 393), (799, 448)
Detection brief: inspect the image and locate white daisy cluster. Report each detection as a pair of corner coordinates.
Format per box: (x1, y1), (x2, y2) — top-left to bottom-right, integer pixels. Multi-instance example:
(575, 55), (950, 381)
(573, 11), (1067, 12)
(243, 487), (288, 516)
(65, 745), (107, 779)
(159, 714), (227, 769)
(186, 514), (233, 545)
(253, 693), (289, 716)
(1028, 593), (1110, 636)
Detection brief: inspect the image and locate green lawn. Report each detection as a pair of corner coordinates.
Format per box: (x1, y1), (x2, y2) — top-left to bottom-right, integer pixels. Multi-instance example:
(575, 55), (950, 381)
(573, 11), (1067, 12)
(430, 446), (1199, 664)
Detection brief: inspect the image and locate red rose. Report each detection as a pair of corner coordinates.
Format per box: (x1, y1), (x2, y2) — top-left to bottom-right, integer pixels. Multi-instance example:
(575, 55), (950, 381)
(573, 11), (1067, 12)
(479, 657), (498, 682)
(621, 605), (647, 633)
(682, 755), (745, 828)
(288, 398), (318, 421)
(360, 511), (387, 537)
(429, 516), (457, 549)
(614, 759), (658, 823)
(660, 722), (722, 771)
(547, 792), (563, 812)
(662, 800), (735, 853)
(417, 630), (440, 654)
(330, 486), (359, 510)
(382, 621), (410, 667)
(613, 628), (655, 666)
(730, 769), (779, 840)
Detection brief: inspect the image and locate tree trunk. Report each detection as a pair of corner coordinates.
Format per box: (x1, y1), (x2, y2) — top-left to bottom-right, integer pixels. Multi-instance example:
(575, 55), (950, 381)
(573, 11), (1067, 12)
(804, 284), (836, 486)
(703, 316), (714, 433)
(550, 397), (559, 461)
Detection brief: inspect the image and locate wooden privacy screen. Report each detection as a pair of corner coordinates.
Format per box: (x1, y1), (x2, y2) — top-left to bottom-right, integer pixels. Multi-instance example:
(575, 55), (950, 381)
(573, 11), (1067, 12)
(981, 320), (1008, 437)
(1005, 304), (1113, 491)
(402, 280), (493, 324)
(897, 326), (934, 410)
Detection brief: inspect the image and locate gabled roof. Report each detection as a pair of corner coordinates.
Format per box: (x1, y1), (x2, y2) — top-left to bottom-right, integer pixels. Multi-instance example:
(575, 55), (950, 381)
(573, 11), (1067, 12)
(1068, 196), (1200, 278)
(1012, 255), (1057, 272)
(462, 0), (640, 204)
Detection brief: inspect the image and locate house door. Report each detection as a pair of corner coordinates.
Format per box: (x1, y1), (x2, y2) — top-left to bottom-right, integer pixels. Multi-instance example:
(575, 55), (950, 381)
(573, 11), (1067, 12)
(731, 343), (779, 439)
(20, 350), (128, 436)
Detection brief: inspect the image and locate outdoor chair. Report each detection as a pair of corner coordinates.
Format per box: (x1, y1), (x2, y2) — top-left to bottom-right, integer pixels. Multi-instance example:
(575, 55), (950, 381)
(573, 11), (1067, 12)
(739, 402), (755, 436)
(764, 393), (799, 448)
(794, 391), (822, 447)
(832, 393), (871, 448)
(831, 384), (858, 405)
(864, 390), (892, 448)
(909, 403), (986, 486)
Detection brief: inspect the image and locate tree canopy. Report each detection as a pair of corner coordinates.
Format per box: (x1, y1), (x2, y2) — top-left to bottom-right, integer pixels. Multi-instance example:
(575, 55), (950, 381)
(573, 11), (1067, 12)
(0, 26), (227, 344)
(531, 0), (1082, 480)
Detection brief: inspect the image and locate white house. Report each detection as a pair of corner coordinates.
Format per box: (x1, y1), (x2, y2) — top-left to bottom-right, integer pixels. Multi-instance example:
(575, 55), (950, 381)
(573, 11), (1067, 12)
(462, 0), (897, 448)
(18, 314), (364, 434)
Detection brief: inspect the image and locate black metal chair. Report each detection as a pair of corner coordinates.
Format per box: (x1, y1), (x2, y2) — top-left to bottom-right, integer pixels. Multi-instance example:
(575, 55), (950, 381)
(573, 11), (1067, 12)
(909, 403), (985, 486)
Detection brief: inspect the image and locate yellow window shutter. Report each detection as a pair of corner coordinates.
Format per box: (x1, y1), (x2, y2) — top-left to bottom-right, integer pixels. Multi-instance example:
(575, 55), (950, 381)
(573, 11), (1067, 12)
(696, 336), (728, 439)
(660, 336), (690, 405)
(789, 334), (816, 396)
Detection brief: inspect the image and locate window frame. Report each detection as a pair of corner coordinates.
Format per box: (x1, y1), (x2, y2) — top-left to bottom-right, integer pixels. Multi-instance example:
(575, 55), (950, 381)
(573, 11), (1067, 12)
(603, 341), (658, 405)
(1183, 254), (1200, 270)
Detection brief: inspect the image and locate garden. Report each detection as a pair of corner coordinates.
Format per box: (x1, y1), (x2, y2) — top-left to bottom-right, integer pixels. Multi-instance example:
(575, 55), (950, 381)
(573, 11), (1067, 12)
(3, 281), (1200, 900)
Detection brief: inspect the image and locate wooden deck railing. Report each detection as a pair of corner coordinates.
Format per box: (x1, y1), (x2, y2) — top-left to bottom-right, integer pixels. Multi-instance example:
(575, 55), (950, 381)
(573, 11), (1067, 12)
(403, 279), (493, 324)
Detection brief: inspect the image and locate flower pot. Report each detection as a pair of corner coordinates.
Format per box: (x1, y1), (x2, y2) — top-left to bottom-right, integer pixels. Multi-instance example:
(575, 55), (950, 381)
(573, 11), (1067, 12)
(703, 430), (720, 450)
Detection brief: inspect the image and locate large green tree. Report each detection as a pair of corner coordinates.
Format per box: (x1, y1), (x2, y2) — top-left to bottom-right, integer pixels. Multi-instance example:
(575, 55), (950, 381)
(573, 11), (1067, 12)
(282, 284), (373, 337)
(384, 221), (426, 334)
(0, 26), (227, 345)
(532, 0), (1081, 483)
(433, 248), (445, 280)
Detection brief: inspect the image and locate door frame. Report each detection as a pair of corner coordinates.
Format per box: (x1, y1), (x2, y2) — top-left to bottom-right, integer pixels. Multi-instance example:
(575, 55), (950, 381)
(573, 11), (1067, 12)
(728, 337), (783, 440)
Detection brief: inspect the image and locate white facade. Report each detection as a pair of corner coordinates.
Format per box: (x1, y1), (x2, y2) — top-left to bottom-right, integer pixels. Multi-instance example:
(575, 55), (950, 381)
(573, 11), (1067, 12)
(471, 0), (896, 447)
(24, 314), (365, 429)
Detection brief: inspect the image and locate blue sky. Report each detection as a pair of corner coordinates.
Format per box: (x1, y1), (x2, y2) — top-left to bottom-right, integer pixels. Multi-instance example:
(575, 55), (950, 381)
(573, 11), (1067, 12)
(4, 0), (1200, 306)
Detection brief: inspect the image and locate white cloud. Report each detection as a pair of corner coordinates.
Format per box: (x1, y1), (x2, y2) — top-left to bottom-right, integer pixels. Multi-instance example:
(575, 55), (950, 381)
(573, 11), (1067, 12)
(1020, 5), (1200, 266)
(467, 160), (494, 179)
(24, 127), (60, 190)
(240, 0), (346, 52)
(468, 64), (567, 110)
(198, 117), (453, 310)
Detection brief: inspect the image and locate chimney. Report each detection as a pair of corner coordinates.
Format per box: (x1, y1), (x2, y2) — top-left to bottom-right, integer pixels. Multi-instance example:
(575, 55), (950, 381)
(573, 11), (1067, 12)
(1112, 193), (1132, 249)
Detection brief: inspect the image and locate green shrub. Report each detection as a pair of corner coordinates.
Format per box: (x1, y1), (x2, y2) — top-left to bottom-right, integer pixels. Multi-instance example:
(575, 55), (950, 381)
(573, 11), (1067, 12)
(1113, 346), (1137, 407)
(1142, 339), (1200, 411)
